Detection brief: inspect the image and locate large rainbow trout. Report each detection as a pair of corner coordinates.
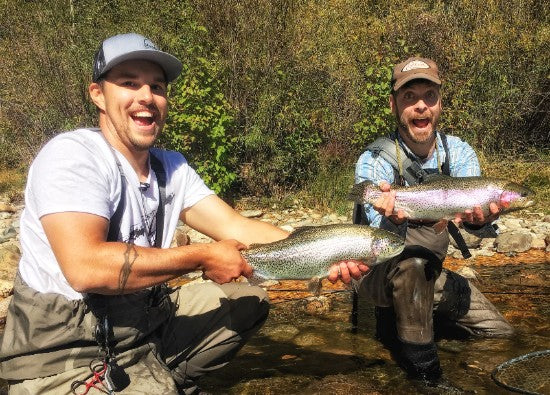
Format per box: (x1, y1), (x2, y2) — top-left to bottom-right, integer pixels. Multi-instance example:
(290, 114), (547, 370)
(349, 175), (535, 222)
(242, 224), (404, 282)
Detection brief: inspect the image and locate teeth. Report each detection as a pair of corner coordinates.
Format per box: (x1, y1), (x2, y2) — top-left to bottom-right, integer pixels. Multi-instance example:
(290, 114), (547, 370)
(133, 111), (153, 118)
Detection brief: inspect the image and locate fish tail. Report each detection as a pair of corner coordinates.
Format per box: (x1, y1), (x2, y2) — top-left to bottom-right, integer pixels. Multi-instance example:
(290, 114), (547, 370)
(348, 181), (378, 204)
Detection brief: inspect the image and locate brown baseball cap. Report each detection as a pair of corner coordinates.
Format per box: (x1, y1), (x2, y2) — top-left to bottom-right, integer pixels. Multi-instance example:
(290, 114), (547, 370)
(391, 57), (441, 91)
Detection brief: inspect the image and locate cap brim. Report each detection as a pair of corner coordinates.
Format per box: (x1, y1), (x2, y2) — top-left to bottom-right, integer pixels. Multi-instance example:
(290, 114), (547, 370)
(393, 73), (441, 91)
(100, 50), (183, 82)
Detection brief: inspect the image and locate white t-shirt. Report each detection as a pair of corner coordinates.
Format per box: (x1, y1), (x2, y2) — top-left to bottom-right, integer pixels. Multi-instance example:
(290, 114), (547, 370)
(18, 128), (214, 300)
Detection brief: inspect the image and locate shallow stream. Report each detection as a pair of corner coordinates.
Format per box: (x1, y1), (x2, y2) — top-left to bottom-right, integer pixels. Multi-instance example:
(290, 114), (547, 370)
(0, 253), (547, 394)
(201, 257), (549, 394)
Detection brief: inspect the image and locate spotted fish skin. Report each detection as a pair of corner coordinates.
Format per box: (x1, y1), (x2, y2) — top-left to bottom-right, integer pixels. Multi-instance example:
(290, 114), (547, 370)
(242, 224), (404, 282)
(349, 175), (535, 222)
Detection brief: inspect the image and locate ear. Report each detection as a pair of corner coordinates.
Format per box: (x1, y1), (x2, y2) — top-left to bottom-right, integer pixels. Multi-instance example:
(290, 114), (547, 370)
(89, 82), (106, 111)
(389, 93), (397, 115)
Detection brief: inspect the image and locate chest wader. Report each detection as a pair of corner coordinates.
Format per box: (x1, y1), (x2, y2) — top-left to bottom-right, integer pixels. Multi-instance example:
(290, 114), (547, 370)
(351, 131), (455, 382)
(352, 131), (513, 384)
(0, 153), (172, 391)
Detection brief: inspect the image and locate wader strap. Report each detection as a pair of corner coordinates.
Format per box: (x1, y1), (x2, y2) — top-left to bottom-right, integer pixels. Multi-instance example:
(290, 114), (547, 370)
(107, 159), (126, 243)
(91, 150), (168, 359)
(447, 221), (472, 259)
(149, 153), (166, 249)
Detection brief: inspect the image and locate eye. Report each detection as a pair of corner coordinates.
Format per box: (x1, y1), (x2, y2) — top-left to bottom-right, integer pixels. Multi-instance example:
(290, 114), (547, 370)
(122, 80), (136, 87)
(403, 91), (415, 101)
(151, 84), (167, 93)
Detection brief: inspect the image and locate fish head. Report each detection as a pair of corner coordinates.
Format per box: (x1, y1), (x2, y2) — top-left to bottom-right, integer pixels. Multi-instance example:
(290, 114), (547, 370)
(371, 231), (405, 263)
(500, 182), (535, 211)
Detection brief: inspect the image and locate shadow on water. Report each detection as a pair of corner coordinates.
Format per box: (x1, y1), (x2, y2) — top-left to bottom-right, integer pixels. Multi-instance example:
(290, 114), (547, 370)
(201, 261), (549, 394)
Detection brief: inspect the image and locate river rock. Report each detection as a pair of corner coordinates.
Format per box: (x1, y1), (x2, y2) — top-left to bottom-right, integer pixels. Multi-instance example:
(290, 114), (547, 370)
(0, 295), (11, 325)
(456, 266), (479, 280)
(531, 236), (547, 250)
(0, 227), (17, 244)
(298, 296), (332, 316)
(495, 232), (533, 253)
(264, 324), (300, 342)
(293, 331), (326, 347)
(0, 203), (16, 213)
(174, 228), (190, 246)
(450, 230), (482, 249)
(0, 279), (13, 298)
(0, 244), (20, 282)
(239, 209), (263, 218)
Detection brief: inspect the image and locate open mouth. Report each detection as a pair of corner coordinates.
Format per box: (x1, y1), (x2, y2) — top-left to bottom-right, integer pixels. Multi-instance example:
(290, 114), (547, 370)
(131, 111), (156, 127)
(412, 118), (430, 128)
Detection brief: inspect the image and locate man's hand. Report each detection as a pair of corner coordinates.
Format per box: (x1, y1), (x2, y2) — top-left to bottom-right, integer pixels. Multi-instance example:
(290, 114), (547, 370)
(373, 181), (407, 225)
(327, 260), (370, 284)
(199, 239), (253, 284)
(454, 202), (501, 226)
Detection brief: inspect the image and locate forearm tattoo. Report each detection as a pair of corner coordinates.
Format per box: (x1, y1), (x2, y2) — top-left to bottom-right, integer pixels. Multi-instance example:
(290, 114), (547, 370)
(118, 243), (138, 293)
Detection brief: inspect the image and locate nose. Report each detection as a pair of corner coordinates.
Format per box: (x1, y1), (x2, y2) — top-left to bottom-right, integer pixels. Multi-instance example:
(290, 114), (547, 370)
(414, 98), (428, 113)
(137, 84), (153, 104)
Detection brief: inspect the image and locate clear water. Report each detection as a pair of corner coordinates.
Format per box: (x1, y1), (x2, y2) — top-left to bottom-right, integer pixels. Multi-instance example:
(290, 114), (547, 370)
(201, 263), (549, 394)
(0, 262), (547, 394)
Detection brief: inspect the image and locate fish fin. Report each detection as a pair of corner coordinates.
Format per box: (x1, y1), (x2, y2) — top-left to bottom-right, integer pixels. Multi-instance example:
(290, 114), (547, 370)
(432, 219), (449, 234)
(288, 226), (316, 237)
(247, 273), (278, 287)
(348, 181), (377, 204)
(307, 277), (323, 296)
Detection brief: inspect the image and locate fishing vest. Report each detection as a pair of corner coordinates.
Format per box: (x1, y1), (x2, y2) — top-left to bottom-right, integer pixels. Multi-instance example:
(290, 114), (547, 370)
(0, 152), (171, 381)
(367, 130), (451, 187)
(352, 130), (472, 258)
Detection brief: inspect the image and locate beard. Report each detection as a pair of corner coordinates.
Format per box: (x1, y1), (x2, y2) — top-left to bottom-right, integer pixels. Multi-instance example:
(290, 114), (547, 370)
(396, 112), (437, 145)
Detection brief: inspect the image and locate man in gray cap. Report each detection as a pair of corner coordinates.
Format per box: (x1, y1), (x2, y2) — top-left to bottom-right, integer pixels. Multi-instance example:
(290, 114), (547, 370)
(350, 57), (514, 388)
(0, 33), (366, 394)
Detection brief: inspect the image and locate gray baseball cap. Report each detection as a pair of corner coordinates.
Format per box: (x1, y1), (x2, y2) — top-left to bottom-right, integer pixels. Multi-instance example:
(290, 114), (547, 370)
(92, 33), (183, 82)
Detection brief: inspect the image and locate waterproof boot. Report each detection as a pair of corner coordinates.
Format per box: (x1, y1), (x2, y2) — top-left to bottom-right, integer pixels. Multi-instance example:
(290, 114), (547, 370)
(374, 306), (400, 352)
(398, 341), (468, 393)
(398, 341), (442, 382)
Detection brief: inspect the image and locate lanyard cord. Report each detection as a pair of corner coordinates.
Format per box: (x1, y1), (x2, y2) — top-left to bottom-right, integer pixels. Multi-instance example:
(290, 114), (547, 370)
(394, 133), (442, 185)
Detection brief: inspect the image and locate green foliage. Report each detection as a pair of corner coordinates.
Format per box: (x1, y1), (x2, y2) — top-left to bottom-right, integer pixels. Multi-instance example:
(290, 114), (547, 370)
(352, 54), (396, 148)
(1, 0), (548, 207)
(163, 45), (237, 194)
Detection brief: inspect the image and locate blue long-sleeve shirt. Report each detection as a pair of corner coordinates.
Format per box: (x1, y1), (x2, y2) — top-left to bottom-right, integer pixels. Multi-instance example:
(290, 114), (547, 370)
(355, 131), (498, 238)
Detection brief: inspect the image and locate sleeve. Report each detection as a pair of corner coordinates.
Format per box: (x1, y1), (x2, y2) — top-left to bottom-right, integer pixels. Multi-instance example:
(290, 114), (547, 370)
(447, 137), (481, 177)
(155, 149), (214, 211)
(29, 135), (116, 220)
(354, 150), (407, 236)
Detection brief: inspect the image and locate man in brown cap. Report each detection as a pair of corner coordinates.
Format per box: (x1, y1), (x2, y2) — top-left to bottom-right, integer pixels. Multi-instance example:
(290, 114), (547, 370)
(350, 57), (514, 388)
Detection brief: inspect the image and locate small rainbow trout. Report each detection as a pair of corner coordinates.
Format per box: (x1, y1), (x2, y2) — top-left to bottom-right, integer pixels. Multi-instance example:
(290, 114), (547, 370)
(349, 175), (535, 222)
(242, 224), (404, 282)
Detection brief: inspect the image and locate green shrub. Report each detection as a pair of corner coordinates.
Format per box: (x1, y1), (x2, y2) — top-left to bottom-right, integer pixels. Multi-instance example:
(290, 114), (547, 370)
(163, 45), (237, 194)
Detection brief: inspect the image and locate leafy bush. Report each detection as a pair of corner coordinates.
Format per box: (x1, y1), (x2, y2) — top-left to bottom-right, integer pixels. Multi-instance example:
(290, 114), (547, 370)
(163, 44), (237, 194)
(1, 0), (548, 207)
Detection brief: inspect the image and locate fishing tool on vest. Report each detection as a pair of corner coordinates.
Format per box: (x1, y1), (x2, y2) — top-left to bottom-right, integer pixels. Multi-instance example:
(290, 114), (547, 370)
(491, 349), (550, 394)
(70, 359), (111, 394)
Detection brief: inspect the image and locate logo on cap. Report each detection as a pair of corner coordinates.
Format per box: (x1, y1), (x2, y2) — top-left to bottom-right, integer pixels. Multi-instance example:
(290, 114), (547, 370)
(402, 60), (430, 72)
(143, 38), (158, 50)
